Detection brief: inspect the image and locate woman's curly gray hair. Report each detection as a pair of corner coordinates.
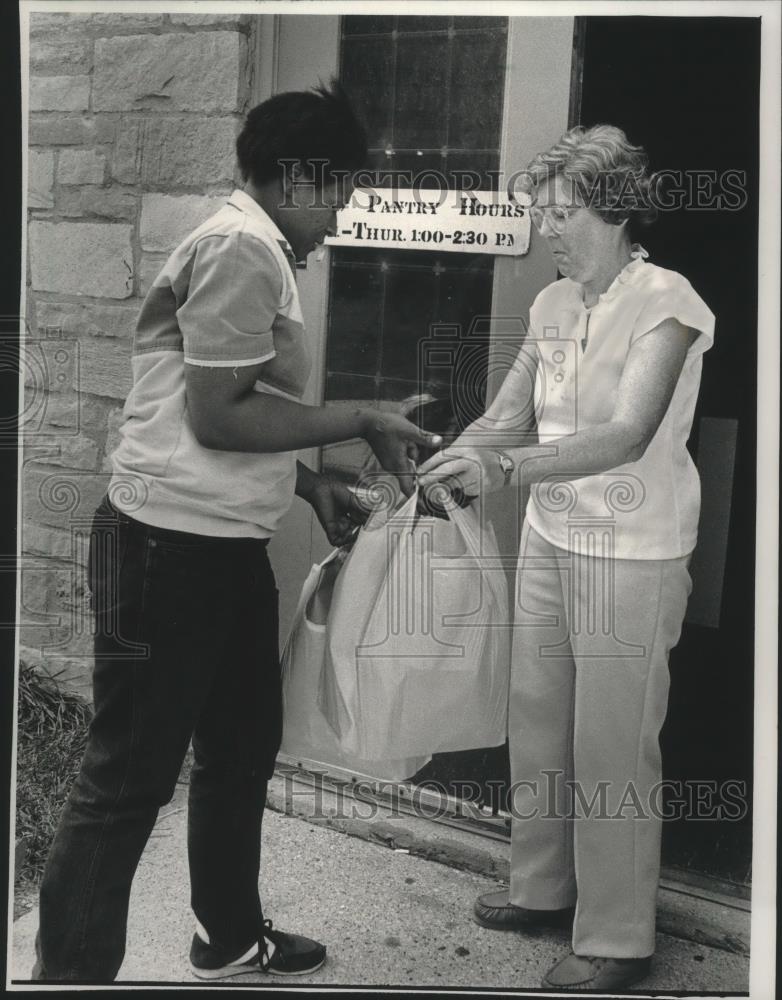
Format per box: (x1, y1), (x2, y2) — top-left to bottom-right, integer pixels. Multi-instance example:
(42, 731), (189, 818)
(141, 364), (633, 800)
(523, 124), (658, 230)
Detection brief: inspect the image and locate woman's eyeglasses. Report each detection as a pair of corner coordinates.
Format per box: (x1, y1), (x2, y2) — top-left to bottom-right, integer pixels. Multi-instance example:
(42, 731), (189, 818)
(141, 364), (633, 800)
(529, 203), (578, 235)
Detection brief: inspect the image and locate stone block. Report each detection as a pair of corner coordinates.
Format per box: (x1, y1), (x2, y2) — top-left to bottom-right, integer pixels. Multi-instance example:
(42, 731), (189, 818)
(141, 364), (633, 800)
(102, 406), (126, 472)
(76, 12), (167, 33)
(80, 393), (122, 433)
(93, 32), (245, 113)
(112, 115), (238, 187)
(18, 621), (92, 657)
(29, 12), (165, 36)
(19, 612), (94, 657)
(23, 388), (80, 434)
(140, 193), (224, 252)
(29, 75), (90, 112)
(28, 114), (116, 147)
(34, 299), (139, 341)
(28, 12), (73, 36)
(138, 254), (167, 296)
(57, 186), (137, 221)
(19, 646), (94, 704)
(58, 148), (106, 185)
(20, 335), (79, 406)
(21, 432), (101, 473)
(168, 13), (251, 30)
(28, 37), (93, 75)
(20, 561), (77, 618)
(29, 221), (134, 299)
(17, 550), (93, 667)
(28, 149), (54, 209)
(78, 336), (134, 399)
(21, 522), (86, 563)
(43, 434), (101, 470)
(16, 379), (40, 438)
(22, 460), (111, 532)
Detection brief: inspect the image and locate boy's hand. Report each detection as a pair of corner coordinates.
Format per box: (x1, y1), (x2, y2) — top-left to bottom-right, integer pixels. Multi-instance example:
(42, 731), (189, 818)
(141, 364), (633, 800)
(362, 411), (442, 497)
(309, 475), (368, 547)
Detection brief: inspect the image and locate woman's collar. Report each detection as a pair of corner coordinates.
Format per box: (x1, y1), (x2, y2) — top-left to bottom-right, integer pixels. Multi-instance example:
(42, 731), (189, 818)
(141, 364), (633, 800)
(576, 243), (649, 308)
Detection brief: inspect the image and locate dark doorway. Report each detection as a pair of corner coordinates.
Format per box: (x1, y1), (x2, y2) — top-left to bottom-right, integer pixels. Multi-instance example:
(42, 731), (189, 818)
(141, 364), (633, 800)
(573, 15), (760, 884)
(412, 15), (759, 888)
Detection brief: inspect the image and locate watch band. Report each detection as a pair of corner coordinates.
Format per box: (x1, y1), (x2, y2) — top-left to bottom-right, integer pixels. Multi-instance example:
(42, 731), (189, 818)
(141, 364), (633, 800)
(495, 450), (515, 487)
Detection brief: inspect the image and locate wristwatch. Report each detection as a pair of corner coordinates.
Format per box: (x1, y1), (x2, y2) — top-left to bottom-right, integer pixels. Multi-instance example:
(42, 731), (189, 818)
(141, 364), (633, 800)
(494, 450), (515, 488)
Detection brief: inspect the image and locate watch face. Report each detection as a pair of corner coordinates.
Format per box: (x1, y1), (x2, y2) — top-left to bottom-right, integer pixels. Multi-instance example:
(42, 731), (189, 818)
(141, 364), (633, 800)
(497, 453), (514, 485)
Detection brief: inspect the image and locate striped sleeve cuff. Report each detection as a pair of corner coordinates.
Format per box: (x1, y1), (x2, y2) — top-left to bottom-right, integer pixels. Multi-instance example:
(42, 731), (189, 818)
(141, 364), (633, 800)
(185, 348), (277, 368)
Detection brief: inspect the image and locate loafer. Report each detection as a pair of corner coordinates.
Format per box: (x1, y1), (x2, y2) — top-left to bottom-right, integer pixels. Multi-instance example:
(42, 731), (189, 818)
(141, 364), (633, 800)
(542, 952), (652, 990)
(190, 918), (326, 979)
(474, 889), (575, 930)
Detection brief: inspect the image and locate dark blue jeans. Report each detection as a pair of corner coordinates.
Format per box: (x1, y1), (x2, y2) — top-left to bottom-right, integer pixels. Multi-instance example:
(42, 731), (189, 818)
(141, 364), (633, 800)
(33, 495), (283, 981)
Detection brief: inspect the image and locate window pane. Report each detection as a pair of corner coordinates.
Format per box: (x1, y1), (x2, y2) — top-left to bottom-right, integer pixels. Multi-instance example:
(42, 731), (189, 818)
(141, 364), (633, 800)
(454, 16), (506, 30)
(325, 15), (509, 480)
(393, 34), (450, 149)
(435, 259), (495, 327)
(341, 15), (396, 36)
(326, 264), (383, 378)
(342, 36), (394, 149)
(380, 267), (437, 382)
(391, 151), (446, 178)
(324, 370), (378, 403)
(396, 15), (451, 34)
(448, 30), (508, 149)
(444, 151), (502, 191)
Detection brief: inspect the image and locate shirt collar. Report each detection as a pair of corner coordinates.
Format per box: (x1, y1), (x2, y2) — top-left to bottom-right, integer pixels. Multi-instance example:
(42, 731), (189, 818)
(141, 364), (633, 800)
(575, 243), (649, 309)
(226, 188), (294, 257)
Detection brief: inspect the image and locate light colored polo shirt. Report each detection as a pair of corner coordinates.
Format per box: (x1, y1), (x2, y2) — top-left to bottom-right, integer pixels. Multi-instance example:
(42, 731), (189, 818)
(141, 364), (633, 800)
(109, 188), (311, 537)
(524, 247), (715, 560)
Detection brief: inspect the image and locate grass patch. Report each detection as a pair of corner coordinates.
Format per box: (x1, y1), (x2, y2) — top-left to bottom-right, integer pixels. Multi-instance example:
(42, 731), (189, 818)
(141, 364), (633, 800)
(15, 662), (92, 886)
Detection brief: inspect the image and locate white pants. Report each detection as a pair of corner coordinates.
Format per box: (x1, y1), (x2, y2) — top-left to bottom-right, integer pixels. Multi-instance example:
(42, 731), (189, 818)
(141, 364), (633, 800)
(508, 522), (692, 958)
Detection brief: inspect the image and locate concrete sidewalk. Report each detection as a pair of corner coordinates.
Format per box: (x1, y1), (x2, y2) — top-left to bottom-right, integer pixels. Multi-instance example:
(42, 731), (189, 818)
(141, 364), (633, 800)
(9, 780), (750, 992)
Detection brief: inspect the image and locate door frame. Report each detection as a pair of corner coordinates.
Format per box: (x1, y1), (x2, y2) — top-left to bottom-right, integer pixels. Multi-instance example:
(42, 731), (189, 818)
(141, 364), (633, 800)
(255, 13), (575, 636)
(252, 15), (342, 637)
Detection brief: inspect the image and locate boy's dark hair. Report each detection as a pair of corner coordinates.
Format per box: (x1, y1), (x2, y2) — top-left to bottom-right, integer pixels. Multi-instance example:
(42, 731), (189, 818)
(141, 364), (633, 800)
(236, 79), (368, 187)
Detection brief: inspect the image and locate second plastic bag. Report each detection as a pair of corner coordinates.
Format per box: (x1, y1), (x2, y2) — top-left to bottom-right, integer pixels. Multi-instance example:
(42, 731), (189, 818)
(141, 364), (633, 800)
(319, 490), (510, 760)
(281, 548), (430, 782)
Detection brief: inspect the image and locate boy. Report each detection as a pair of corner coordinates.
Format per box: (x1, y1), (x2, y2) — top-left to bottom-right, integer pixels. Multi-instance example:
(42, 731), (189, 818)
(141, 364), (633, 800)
(33, 81), (439, 983)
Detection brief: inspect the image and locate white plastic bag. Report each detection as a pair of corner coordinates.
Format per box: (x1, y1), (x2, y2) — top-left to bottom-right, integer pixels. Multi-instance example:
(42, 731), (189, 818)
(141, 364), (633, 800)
(280, 548), (430, 782)
(320, 490), (510, 760)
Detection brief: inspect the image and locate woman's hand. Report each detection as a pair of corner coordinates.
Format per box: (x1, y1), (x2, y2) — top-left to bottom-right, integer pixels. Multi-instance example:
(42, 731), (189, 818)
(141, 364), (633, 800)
(416, 446), (504, 501)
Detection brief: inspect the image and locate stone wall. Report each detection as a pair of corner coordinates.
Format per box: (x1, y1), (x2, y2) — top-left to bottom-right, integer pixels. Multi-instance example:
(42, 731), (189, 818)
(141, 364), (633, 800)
(22, 11), (257, 697)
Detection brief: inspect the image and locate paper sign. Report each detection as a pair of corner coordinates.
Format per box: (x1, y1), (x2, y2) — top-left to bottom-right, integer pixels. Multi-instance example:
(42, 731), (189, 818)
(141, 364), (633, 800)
(325, 188), (531, 256)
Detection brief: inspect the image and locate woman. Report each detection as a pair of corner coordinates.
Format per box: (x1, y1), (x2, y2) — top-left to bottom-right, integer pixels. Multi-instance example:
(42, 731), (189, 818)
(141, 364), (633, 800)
(418, 125), (715, 991)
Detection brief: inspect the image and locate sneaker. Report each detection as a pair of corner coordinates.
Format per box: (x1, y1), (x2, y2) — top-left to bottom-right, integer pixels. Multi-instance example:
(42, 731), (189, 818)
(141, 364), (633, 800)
(541, 952), (653, 990)
(189, 918), (326, 980)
